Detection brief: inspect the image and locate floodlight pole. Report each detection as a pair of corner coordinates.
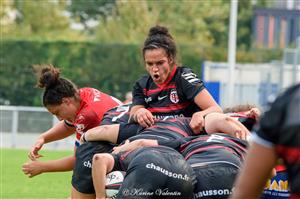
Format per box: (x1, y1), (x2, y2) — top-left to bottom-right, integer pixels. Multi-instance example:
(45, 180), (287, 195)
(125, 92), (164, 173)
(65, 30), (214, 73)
(227, 0), (238, 106)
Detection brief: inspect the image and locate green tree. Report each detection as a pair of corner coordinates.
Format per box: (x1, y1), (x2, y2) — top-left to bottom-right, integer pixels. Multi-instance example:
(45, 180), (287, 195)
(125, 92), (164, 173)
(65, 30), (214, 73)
(96, 0), (158, 44)
(95, 0), (229, 47)
(2, 0), (85, 40)
(67, 0), (116, 34)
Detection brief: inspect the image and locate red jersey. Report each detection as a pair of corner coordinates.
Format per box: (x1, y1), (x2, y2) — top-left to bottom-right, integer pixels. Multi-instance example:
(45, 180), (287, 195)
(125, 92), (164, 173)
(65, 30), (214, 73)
(65, 87), (122, 146)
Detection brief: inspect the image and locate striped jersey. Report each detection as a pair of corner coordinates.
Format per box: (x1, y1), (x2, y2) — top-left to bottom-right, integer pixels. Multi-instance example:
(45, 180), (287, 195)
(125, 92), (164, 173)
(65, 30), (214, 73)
(128, 117), (198, 143)
(132, 66), (205, 120)
(179, 134), (248, 168)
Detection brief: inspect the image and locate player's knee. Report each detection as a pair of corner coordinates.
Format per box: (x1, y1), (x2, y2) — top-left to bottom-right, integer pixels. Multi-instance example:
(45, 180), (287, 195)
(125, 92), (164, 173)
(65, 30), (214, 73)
(93, 154), (105, 163)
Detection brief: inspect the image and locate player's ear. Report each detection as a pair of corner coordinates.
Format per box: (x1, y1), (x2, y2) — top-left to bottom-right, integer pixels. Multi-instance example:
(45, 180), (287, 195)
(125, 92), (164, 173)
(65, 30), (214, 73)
(168, 57), (174, 65)
(62, 97), (71, 105)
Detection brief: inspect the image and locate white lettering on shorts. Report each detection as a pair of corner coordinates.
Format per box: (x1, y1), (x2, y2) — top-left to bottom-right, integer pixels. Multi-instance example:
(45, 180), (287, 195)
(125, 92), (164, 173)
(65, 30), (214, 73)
(145, 163), (189, 181)
(194, 189), (232, 198)
(83, 160), (92, 168)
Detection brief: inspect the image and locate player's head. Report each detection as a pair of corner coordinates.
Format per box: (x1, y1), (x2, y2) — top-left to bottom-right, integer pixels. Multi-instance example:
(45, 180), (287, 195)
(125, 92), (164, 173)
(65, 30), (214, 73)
(35, 64), (79, 121)
(142, 25), (177, 85)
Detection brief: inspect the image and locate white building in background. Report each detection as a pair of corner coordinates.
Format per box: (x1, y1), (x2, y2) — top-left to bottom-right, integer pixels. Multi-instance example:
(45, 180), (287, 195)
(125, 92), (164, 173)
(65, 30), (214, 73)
(203, 61), (300, 108)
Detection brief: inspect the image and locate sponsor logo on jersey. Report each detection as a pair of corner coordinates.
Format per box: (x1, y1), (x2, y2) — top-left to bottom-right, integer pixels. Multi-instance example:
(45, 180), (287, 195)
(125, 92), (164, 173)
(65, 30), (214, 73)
(170, 89), (179, 104)
(154, 114), (184, 120)
(83, 160), (92, 168)
(146, 163), (189, 181)
(76, 124), (85, 133)
(263, 172), (290, 198)
(194, 189), (232, 198)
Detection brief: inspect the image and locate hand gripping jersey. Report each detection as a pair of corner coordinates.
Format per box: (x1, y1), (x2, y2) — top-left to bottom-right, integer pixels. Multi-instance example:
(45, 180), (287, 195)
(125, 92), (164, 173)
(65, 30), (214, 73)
(132, 66), (205, 120)
(64, 88), (122, 147)
(253, 84), (300, 198)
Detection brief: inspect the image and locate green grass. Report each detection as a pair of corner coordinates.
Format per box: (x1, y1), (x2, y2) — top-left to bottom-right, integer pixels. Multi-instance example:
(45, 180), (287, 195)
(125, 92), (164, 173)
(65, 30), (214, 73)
(1, 148), (73, 199)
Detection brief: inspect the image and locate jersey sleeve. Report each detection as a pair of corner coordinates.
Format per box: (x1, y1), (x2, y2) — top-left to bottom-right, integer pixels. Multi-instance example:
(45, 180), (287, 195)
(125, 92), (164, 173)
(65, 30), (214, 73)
(64, 120), (75, 127)
(132, 76), (148, 107)
(178, 67), (206, 101)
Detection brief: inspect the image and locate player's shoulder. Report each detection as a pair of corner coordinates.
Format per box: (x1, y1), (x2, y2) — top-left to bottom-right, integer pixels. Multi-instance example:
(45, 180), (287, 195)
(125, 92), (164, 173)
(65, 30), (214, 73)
(176, 66), (200, 80)
(176, 66), (196, 75)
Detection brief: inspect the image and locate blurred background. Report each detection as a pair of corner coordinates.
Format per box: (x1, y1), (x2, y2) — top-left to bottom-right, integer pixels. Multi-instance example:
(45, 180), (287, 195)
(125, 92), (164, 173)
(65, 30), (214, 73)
(0, 0), (300, 149)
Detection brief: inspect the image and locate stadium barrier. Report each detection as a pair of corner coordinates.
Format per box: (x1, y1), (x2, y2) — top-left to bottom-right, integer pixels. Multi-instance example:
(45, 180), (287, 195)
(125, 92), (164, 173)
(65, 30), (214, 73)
(0, 105), (74, 149)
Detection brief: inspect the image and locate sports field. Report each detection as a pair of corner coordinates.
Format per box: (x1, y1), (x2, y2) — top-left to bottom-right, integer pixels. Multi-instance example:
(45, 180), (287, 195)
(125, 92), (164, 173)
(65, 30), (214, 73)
(1, 148), (73, 199)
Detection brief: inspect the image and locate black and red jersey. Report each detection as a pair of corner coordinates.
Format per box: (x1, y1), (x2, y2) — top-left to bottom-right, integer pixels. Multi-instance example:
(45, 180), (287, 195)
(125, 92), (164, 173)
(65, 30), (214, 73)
(253, 83), (300, 197)
(100, 103), (131, 125)
(132, 66), (205, 119)
(112, 146), (178, 171)
(179, 134), (248, 168)
(128, 117), (198, 143)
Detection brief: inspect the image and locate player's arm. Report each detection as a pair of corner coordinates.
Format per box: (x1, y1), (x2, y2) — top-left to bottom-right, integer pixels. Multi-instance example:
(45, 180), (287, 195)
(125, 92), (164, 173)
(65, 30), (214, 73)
(129, 81), (154, 127)
(28, 121), (75, 160)
(204, 112), (250, 140)
(230, 142), (277, 199)
(129, 105), (154, 127)
(92, 153), (115, 199)
(22, 155), (75, 178)
(190, 89), (223, 133)
(81, 124), (120, 144)
(112, 139), (159, 154)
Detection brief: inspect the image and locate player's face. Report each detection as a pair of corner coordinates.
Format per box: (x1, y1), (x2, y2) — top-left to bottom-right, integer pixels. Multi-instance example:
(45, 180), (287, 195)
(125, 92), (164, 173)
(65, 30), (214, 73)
(144, 48), (174, 85)
(46, 98), (77, 122)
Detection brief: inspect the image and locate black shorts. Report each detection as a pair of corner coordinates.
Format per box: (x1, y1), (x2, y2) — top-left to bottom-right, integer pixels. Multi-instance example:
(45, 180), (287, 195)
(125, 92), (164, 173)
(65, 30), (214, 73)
(116, 123), (139, 144)
(72, 141), (114, 194)
(192, 163), (239, 199)
(117, 149), (196, 199)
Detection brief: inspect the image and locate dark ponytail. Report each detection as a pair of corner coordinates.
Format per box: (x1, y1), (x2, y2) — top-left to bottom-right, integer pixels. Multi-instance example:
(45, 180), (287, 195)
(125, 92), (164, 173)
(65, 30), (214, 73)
(35, 64), (78, 106)
(143, 25), (177, 62)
